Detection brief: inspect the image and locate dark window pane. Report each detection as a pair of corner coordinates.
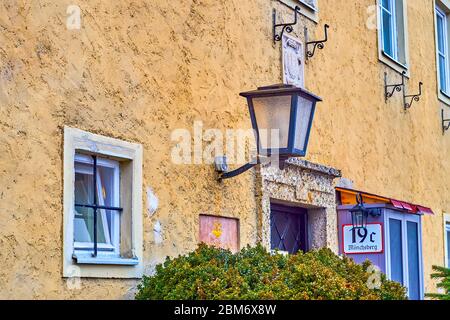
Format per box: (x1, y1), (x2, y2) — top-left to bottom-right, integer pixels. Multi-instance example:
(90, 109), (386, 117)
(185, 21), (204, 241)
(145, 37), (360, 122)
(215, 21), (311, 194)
(407, 221), (420, 300)
(389, 218), (403, 284)
(270, 205), (307, 254)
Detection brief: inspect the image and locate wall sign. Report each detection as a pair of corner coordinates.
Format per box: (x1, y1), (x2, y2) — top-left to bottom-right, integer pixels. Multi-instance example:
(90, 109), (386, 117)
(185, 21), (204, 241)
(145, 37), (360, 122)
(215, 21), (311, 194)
(199, 215), (239, 253)
(342, 223), (383, 254)
(282, 34), (304, 88)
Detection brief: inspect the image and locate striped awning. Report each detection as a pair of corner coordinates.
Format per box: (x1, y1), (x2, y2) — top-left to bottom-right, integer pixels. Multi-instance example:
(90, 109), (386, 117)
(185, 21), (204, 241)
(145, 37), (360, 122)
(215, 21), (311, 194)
(336, 187), (434, 215)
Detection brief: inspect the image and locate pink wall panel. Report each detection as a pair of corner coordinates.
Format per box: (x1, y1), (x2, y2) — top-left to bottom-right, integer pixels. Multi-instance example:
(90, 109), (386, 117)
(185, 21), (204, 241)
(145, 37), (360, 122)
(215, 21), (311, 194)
(199, 215), (239, 253)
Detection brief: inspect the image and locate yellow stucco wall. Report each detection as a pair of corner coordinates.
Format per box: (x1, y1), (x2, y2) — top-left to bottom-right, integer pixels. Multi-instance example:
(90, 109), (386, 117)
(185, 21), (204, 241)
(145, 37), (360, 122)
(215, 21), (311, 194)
(0, 0), (448, 299)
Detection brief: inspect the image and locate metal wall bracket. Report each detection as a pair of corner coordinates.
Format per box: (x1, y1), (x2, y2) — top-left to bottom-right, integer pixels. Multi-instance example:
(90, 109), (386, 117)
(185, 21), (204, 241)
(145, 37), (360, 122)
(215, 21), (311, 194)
(273, 6), (301, 43)
(215, 156), (260, 181)
(384, 71), (423, 110)
(442, 109), (450, 134)
(384, 71), (405, 103)
(403, 80), (423, 110)
(305, 24), (329, 59)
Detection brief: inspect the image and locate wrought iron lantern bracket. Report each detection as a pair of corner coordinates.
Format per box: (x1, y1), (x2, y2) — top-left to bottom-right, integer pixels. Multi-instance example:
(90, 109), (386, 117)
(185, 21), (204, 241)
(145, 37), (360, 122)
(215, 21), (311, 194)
(384, 71), (423, 109)
(442, 109), (450, 134)
(215, 156), (289, 181)
(215, 157), (260, 181)
(273, 5), (301, 43)
(305, 24), (330, 59)
(384, 71), (405, 102)
(404, 81), (423, 110)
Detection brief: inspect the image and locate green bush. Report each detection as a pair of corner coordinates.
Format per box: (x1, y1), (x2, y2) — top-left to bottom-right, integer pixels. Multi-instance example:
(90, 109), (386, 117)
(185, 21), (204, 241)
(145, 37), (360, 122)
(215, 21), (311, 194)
(426, 266), (450, 300)
(136, 244), (407, 300)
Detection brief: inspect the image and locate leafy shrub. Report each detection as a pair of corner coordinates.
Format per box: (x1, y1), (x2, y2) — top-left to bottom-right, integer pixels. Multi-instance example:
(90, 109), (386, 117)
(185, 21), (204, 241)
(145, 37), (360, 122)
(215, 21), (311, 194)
(426, 266), (450, 300)
(136, 244), (407, 300)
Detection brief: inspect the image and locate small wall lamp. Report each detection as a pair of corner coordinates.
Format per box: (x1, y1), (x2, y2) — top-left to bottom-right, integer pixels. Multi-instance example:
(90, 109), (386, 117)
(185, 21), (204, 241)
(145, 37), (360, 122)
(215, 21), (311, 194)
(215, 84), (322, 181)
(350, 193), (381, 230)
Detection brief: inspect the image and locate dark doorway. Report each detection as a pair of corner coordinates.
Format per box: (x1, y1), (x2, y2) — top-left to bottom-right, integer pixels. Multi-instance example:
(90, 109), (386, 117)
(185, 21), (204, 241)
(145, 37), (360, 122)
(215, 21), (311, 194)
(270, 203), (308, 254)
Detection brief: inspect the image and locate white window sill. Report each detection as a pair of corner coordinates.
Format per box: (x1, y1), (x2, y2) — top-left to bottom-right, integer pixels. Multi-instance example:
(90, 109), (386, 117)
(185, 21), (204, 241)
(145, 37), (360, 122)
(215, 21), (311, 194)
(73, 254), (139, 266)
(380, 51), (409, 76)
(438, 90), (450, 107)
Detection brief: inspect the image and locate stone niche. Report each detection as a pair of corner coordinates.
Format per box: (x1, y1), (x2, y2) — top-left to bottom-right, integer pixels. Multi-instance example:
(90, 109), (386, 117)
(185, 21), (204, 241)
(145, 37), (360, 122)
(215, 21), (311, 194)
(256, 158), (341, 253)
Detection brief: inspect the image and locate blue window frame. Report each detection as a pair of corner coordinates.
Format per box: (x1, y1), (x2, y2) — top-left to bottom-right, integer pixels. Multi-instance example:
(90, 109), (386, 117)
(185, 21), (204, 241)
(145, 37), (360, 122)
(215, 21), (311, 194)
(386, 211), (424, 300)
(445, 220), (450, 268)
(389, 218), (403, 284)
(436, 5), (450, 95)
(380, 0), (398, 60)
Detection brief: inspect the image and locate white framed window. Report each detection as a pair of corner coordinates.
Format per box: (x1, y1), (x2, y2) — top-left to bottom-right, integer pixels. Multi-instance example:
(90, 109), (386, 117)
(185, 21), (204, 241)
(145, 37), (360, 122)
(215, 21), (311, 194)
(63, 126), (143, 279)
(378, 0), (409, 73)
(434, 1), (450, 104)
(385, 211), (424, 300)
(445, 214), (450, 268)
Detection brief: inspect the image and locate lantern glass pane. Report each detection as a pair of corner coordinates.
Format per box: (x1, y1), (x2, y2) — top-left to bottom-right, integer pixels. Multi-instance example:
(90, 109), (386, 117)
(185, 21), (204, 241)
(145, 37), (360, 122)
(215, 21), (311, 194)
(252, 95), (292, 150)
(355, 213), (364, 227)
(294, 96), (314, 151)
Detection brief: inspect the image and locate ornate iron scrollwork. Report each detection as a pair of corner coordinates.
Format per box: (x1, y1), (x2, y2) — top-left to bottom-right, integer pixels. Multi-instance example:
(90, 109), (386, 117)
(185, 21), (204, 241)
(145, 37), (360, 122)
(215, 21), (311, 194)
(404, 81), (423, 110)
(442, 109), (450, 134)
(305, 24), (329, 59)
(384, 71), (423, 110)
(273, 6), (301, 43)
(384, 71), (405, 103)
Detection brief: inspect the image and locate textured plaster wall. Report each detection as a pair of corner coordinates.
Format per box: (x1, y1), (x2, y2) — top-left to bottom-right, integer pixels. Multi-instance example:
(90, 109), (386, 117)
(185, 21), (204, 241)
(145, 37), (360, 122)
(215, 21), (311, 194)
(0, 0), (449, 298)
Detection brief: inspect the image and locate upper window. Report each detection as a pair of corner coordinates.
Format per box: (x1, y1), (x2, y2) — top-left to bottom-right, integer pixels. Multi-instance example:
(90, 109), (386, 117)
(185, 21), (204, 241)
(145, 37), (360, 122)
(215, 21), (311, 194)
(63, 126), (143, 279)
(435, 3), (450, 102)
(378, 0), (408, 71)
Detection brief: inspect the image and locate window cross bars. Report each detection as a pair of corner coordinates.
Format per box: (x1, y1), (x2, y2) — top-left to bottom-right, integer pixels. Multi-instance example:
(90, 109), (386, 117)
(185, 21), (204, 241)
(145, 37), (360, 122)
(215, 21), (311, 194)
(74, 155), (123, 257)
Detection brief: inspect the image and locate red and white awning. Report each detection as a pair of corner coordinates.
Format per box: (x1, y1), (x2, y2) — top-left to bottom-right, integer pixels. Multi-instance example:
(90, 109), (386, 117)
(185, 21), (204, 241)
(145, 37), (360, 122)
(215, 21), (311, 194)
(337, 187), (434, 215)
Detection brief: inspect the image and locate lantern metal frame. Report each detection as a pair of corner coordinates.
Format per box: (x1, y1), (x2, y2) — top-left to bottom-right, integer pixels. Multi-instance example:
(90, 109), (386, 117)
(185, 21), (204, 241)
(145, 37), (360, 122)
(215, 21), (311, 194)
(241, 84), (322, 158)
(216, 84), (322, 181)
